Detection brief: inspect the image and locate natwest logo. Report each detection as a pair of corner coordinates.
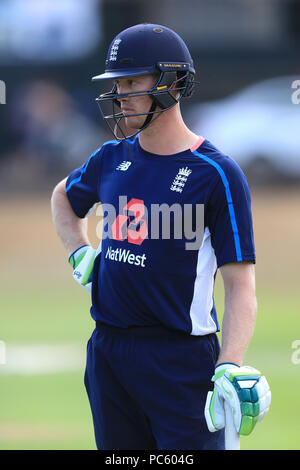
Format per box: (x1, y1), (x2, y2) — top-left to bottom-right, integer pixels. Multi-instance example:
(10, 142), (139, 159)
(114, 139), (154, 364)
(105, 246), (146, 267)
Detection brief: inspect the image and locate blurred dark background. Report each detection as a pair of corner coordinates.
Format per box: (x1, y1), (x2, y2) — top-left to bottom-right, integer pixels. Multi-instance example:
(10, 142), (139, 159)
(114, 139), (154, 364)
(0, 0), (300, 193)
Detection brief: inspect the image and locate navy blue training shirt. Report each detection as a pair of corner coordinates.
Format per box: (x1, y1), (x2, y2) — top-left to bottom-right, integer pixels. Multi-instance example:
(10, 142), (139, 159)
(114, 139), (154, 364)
(65, 136), (256, 335)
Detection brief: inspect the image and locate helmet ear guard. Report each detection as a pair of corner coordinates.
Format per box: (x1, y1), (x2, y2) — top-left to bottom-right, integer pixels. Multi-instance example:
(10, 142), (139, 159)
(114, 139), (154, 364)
(150, 67), (195, 110)
(178, 71), (195, 98)
(151, 71), (178, 109)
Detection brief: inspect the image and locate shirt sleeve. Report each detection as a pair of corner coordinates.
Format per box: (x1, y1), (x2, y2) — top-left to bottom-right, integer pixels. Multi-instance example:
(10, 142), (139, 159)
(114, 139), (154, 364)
(206, 158), (256, 267)
(65, 147), (103, 218)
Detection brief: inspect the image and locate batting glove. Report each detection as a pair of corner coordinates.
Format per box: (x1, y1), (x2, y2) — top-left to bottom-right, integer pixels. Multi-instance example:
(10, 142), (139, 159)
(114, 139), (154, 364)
(205, 363), (271, 436)
(68, 245), (96, 292)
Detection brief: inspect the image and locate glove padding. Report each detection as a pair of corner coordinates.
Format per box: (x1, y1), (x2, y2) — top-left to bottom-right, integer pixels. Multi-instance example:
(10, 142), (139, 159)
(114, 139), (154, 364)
(68, 245), (96, 292)
(205, 363), (271, 436)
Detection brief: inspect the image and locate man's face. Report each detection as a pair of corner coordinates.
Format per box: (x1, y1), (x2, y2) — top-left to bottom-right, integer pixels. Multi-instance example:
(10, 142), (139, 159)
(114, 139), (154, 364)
(114, 74), (158, 130)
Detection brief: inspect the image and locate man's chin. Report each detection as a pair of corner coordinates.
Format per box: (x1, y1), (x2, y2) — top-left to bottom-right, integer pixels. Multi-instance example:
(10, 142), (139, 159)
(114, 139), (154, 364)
(124, 117), (142, 130)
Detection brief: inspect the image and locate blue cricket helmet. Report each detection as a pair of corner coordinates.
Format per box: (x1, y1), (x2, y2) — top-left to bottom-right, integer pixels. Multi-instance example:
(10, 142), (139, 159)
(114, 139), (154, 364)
(92, 23), (195, 81)
(92, 23), (196, 140)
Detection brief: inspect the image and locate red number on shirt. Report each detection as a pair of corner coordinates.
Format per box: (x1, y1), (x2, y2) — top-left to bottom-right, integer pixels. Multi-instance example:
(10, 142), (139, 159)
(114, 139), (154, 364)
(111, 198), (148, 245)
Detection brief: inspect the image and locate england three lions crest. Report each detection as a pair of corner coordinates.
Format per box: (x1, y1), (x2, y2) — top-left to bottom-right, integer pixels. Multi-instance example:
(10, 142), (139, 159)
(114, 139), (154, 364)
(170, 167), (192, 193)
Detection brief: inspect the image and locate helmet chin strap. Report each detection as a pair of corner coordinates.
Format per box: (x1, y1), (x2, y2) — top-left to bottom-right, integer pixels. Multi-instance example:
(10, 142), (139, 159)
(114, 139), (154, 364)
(140, 100), (157, 129)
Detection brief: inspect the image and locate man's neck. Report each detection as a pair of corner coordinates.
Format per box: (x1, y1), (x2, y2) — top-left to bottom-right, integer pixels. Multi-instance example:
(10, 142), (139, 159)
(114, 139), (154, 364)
(138, 106), (199, 156)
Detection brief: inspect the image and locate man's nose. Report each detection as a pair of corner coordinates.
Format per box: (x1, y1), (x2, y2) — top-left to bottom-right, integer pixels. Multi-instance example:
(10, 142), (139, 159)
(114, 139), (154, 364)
(117, 83), (130, 97)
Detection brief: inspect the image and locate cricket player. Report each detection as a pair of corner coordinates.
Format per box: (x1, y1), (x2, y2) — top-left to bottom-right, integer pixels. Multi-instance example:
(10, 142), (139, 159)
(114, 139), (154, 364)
(51, 23), (271, 450)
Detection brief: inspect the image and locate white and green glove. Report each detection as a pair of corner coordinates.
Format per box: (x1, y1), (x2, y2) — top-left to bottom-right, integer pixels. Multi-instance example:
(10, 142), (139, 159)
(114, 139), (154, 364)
(205, 363), (271, 436)
(68, 245), (96, 292)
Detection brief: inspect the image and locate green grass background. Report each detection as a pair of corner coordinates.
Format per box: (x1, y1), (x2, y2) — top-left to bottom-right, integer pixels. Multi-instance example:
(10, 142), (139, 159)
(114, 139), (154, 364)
(1, 191), (299, 450)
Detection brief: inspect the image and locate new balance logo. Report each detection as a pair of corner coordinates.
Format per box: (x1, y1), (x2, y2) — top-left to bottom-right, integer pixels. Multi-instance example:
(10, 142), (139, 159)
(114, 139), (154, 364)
(105, 246), (147, 267)
(170, 167), (192, 193)
(116, 161), (132, 171)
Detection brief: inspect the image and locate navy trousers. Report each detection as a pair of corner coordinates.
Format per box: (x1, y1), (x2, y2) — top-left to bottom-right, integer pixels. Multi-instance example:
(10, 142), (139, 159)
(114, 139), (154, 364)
(84, 322), (225, 450)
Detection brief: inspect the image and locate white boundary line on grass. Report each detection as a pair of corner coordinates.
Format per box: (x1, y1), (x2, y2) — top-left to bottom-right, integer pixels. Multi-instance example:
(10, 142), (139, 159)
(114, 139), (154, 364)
(0, 344), (86, 375)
